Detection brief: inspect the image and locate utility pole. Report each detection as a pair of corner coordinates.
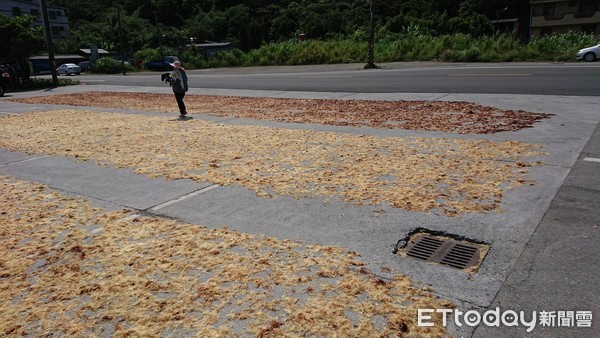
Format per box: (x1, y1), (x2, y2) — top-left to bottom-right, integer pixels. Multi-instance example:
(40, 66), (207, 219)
(495, 7), (508, 33)
(154, 11), (164, 58)
(365, 0), (376, 69)
(116, 0), (125, 75)
(39, 0), (58, 86)
(529, 0), (534, 41)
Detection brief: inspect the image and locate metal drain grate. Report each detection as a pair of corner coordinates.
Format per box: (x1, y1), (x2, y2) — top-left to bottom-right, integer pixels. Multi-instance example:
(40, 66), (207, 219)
(403, 233), (486, 270)
(406, 236), (444, 260)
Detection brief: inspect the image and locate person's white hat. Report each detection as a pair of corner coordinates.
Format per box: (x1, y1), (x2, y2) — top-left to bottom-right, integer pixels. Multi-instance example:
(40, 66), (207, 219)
(170, 61), (182, 68)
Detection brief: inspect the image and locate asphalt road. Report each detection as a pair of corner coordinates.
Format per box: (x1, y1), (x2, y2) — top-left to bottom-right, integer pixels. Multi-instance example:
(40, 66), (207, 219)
(70, 62), (600, 96)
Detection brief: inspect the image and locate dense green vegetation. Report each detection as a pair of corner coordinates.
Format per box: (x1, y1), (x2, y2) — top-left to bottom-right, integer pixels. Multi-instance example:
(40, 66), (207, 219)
(91, 57), (135, 74)
(51, 0), (530, 55)
(44, 0), (596, 70)
(185, 31), (597, 69)
(1, 0), (597, 85)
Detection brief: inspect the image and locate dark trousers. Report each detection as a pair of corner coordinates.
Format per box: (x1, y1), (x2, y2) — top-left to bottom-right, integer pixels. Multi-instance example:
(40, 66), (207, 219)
(174, 92), (186, 114)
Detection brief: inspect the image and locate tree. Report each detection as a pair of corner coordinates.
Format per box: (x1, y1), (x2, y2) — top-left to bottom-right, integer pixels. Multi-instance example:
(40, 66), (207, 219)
(270, 2), (302, 41)
(0, 15), (45, 65)
(54, 8), (155, 55)
(0, 15), (45, 82)
(49, 0), (533, 63)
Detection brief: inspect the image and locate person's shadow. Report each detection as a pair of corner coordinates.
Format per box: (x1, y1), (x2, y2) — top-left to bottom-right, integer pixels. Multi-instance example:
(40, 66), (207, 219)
(170, 116), (194, 121)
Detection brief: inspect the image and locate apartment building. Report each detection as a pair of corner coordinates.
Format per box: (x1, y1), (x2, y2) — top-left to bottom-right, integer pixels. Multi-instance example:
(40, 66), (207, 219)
(531, 0), (600, 37)
(0, 0), (70, 40)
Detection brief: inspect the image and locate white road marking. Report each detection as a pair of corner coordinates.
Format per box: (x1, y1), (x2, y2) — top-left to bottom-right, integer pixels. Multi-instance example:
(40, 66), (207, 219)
(299, 76), (354, 79)
(583, 157), (600, 163)
(448, 73), (531, 77)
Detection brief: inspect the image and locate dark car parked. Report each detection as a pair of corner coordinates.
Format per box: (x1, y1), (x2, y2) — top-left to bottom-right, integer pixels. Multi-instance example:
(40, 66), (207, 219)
(78, 61), (91, 72)
(145, 56), (179, 71)
(0, 66), (12, 97)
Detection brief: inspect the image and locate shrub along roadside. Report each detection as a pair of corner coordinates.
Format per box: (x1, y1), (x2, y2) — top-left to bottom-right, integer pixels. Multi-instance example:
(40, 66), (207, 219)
(197, 32), (598, 68)
(11, 78), (79, 91)
(90, 57), (135, 74)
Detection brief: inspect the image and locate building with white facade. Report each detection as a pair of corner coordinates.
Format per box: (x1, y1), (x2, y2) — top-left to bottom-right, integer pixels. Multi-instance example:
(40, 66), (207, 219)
(0, 0), (70, 40)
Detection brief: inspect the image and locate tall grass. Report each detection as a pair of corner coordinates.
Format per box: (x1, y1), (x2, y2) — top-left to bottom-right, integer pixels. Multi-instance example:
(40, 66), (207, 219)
(527, 32), (597, 61)
(200, 32), (597, 68)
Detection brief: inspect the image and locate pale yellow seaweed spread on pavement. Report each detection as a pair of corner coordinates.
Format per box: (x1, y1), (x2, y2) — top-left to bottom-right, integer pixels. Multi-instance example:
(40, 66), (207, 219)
(0, 110), (542, 215)
(0, 176), (452, 336)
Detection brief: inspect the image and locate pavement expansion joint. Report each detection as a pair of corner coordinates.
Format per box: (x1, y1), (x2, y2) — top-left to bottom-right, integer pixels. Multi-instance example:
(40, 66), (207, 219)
(0, 155), (50, 167)
(116, 213), (142, 223)
(147, 184), (220, 212)
(432, 93), (454, 101)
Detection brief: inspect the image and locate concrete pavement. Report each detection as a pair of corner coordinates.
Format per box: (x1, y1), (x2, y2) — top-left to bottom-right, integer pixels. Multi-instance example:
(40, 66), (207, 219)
(474, 120), (600, 338)
(1, 77), (599, 337)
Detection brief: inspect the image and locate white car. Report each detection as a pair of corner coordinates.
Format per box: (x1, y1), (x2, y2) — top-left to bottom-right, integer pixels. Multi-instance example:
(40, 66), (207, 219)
(576, 44), (600, 62)
(56, 63), (81, 75)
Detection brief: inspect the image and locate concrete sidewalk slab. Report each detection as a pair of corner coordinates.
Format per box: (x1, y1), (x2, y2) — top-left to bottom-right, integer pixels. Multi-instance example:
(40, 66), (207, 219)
(0, 153), (211, 211)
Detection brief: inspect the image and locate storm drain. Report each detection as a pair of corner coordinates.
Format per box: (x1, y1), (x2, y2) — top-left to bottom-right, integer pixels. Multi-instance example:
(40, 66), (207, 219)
(401, 232), (488, 271)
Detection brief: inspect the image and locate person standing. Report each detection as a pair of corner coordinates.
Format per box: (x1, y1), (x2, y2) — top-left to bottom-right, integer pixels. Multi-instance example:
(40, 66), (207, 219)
(169, 61), (188, 118)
